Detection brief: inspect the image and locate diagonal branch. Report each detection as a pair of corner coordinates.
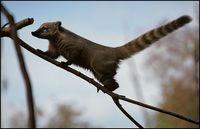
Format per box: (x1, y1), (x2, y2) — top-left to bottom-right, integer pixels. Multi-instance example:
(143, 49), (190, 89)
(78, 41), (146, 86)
(1, 16), (199, 127)
(1, 3), (36, 128)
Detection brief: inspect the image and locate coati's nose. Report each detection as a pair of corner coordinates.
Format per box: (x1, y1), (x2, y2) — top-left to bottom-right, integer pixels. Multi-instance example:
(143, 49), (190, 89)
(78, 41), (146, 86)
(31, 31), (37, 36)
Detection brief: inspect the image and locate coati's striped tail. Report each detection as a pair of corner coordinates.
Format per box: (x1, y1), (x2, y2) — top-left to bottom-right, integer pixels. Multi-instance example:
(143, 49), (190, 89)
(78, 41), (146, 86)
(115, 15), (192, 60)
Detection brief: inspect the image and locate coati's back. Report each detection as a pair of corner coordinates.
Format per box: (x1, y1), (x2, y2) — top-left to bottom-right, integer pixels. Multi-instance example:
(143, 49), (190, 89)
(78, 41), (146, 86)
(115, 15), (192, 60)
(58, 26), (115, 68)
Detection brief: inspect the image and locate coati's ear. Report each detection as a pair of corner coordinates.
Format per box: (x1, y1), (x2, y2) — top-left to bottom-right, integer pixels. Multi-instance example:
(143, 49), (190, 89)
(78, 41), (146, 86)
(56, 21), (62, 27)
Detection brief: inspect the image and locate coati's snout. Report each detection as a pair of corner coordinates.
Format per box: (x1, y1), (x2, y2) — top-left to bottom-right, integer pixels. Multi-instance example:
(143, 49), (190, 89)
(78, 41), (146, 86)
(31, 28), (44, 38)
(31, 31), (39, 37)
(31, 21), (62, 39)
(31, 29), (49, 39)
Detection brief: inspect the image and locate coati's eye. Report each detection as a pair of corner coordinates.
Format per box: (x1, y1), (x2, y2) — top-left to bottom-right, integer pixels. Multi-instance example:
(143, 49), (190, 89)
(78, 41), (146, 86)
(42, 27), (49, 33)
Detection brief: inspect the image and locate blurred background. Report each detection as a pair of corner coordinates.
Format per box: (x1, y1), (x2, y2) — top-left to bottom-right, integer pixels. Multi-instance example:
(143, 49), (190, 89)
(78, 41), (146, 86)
(1, 1), (199, 128)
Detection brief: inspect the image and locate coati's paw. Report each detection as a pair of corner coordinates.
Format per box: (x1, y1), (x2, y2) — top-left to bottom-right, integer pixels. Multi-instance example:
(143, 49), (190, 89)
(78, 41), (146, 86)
(59, 61), (72, 67)
(103, 80), (119, 91)
(105, 84), (119, 91)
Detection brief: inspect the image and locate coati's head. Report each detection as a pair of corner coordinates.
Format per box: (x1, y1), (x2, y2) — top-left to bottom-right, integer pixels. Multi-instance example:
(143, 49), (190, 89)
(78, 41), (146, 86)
(32, 21), (61, 39)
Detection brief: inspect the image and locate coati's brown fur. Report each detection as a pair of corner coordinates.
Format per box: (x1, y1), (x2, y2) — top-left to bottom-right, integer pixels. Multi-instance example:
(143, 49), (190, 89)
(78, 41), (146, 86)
(32, 15), (192, 91)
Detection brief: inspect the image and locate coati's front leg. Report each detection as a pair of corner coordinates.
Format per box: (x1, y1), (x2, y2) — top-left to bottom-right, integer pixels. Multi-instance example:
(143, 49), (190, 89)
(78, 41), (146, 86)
(59, 45), (82, 67)
(37, 43), (60, 59)
(37, 49), (60, 59)
(37, 44), (71, 67)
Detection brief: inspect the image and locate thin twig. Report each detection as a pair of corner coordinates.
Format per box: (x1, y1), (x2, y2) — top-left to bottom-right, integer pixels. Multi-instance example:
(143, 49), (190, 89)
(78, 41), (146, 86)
(1, 16), (199, 127)
(112, 97), (144, 128)
(1, 22), (9, 28)
(1, 3), (36, 128)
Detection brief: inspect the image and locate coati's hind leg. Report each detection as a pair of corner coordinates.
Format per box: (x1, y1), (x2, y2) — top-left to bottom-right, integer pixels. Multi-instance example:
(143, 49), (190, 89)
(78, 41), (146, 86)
(93, 71), (119, 92)
(101, 76), (119, 91)
(92, 58), (119, 91)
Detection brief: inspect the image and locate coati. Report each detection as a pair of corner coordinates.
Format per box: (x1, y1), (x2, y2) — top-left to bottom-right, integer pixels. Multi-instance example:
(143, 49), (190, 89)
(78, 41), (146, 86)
(32, 15), (192, 91)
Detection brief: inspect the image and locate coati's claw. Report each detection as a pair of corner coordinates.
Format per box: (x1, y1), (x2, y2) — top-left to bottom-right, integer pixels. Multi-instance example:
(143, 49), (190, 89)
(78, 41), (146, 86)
(97, 88), (100, 93)
(59, 61), (72, 67)
(59, 61), (67, 67)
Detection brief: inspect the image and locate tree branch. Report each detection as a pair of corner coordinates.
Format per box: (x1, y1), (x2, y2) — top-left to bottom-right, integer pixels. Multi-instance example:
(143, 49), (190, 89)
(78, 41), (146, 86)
(1, 11), (199, 128)
(118, 95), (200, 125)
(1, 3), (36, 128)
(1, 17), (34, 37)
(112, 97), (144, 128)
